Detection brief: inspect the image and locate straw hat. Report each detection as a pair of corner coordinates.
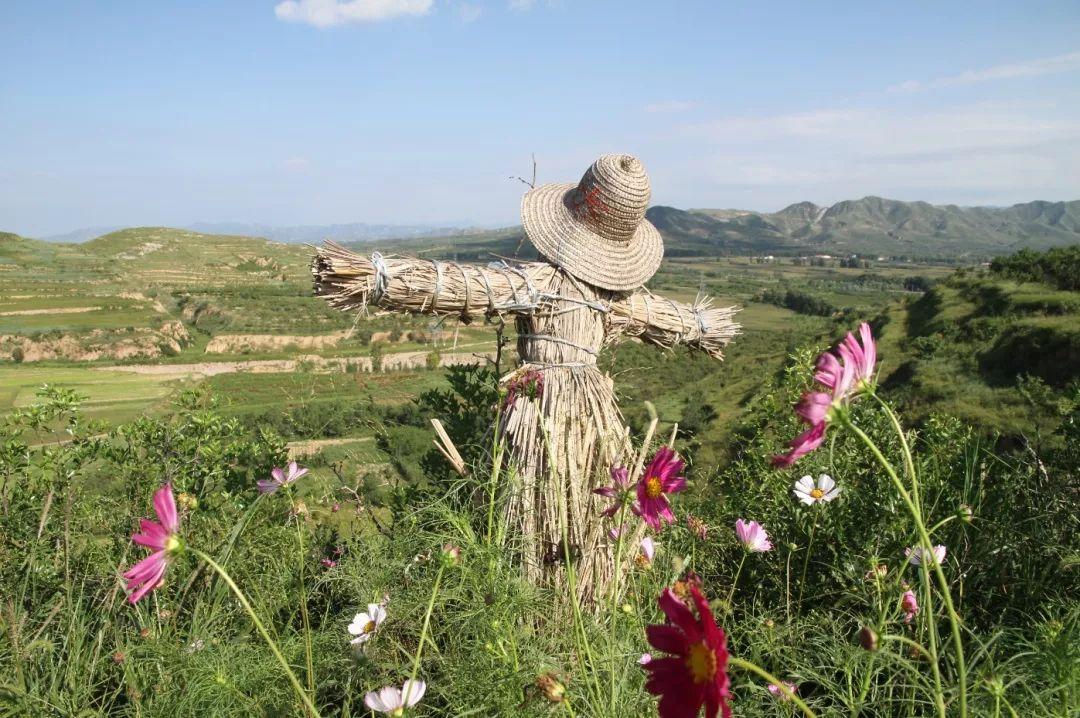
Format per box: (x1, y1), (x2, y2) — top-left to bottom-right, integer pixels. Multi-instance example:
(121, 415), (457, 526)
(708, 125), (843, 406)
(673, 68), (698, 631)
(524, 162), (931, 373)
(521, 154), (663, 291)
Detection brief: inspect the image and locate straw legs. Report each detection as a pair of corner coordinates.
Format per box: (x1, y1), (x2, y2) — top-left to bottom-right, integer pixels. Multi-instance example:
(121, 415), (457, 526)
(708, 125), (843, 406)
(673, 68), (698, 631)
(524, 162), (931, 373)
(498, 364), (633, 603)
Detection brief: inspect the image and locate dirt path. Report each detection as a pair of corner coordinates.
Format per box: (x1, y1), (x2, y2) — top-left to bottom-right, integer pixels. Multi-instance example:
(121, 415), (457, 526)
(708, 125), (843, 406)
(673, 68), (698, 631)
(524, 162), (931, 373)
(0, 306), (101, 316)
(286, 436), (373, 458)
(95, 349), (495, 379)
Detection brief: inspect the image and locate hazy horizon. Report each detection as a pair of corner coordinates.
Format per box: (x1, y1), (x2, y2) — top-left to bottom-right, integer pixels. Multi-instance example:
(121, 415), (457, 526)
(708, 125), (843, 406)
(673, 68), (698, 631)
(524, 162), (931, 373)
(3, 1), (1079, 237)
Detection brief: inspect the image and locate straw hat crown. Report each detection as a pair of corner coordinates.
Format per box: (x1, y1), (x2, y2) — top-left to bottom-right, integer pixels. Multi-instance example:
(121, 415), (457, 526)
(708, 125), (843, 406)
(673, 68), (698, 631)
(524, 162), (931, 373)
(521, 153), (664, 292)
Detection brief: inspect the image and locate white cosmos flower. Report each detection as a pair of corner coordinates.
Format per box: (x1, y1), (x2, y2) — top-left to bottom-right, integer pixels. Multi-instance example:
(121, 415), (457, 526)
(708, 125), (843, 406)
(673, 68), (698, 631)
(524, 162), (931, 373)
(348, 603), (387, 645)
(793, 473), (840, 506)
(906, 544), (947, 566)
(364, 680), (426, 714)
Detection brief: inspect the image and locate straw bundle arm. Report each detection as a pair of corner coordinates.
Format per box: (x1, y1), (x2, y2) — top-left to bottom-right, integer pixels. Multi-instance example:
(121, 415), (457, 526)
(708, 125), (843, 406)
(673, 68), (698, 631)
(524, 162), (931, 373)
(608, 290), (741, 360)
(312, 242), (557, 320)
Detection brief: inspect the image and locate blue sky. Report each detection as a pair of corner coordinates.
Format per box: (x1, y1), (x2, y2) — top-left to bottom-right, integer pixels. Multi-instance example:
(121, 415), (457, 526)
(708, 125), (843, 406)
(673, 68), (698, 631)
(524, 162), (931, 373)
(2, 0), (1079, 237)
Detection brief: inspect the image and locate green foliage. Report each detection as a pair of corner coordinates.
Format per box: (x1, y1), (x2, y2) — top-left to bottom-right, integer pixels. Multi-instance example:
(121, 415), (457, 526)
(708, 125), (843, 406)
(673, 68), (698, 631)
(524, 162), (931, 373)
(990, 246), (1080, 291)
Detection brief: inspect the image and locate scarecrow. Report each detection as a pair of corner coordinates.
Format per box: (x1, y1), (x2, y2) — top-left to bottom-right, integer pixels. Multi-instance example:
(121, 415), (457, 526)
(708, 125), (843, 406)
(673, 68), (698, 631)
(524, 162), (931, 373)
(312, 154), (739, 598)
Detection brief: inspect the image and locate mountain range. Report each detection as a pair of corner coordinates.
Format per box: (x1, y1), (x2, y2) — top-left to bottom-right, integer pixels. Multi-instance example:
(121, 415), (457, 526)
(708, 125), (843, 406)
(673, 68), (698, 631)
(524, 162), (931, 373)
(649, 196), (1080, 259)
(23, 196), (1080, 260)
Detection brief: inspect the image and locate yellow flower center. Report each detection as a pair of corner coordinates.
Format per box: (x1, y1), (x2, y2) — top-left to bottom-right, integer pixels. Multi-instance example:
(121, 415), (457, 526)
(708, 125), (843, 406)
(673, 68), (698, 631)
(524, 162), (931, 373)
(363, 620), (376, 634)
(810, 488), (825, 499)
(645, 476), (663, 499)
(685, 641), (717, 683)
(164, 535), (181, 554)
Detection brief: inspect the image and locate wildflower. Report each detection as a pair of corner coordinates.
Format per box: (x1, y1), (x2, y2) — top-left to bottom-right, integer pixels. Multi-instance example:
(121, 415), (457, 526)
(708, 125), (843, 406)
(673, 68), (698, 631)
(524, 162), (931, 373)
(349, 603), (387, 645)
(257, 461), (308, 495)
(638, 653), (653, 665)
(768, 681), (798, 701)
(643, 584), (732, 718)
(793, 473), (840, 505)
(112, 651), (125, 664)
(139, 627), (151, 640)
(364, 680), (426, 716)
(858, 626), (879, 651)
(332, 502), (341, 513)
(906, 545), (946, 566)
(124, 484), (182, 604)
(594, 465), (634, 518)
(320, 558), (337, 568)
(505, 369), (544, 408)
(185, 639), (205, 653)
(671, 573), (702, 604)
(735, 519), (773, 553)
(536, 673), (565, 703)
(774, 322), (877, 467)
(901, 590), (919, 623)
(608, 524), (626, 540)
(687, 513), (709, 541)
(634, 446), (687, 531)
(176, 492), (198, 510)
(441, 543), (461, 566)
(636, 537), (656, 567)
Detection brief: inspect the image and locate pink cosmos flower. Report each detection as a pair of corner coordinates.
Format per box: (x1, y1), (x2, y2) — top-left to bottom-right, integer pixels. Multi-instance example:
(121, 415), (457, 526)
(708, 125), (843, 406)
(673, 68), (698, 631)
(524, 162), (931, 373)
(124, 483), (182, 604)
(901, 590), (919, 623)
(774, 322), (877, 467)
(320, 558), (337, 568)
(258, 461), (308, 495)
(735, 519), (773, 553)
(768, 681), (798, 701)
(638, 536), (656, 565)
(906, 544), (947, 566)
(634, 447), (687, 531)
(638, 653), (653, 665)
(594, 465), (634, 518)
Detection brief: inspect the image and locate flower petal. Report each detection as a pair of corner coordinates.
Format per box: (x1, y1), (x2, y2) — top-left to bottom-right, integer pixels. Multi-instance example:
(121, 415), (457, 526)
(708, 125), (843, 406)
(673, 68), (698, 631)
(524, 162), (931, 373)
(646, 624), (687, 655)
(817, 474), (836, 493)
(401, 679), (425, 707)
(658, 588), (700, 640)
(132, 519), (169, 551)
(153, 483), (178, 534)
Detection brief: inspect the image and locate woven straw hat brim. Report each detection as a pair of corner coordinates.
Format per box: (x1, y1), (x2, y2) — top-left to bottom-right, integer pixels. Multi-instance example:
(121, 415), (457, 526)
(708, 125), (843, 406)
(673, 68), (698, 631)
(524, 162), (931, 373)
(521, 182), (664, 292)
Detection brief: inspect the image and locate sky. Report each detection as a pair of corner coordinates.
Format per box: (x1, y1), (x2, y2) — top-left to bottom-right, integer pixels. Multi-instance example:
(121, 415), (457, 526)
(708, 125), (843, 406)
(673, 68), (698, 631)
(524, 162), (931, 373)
(2, 1), (1079, 237)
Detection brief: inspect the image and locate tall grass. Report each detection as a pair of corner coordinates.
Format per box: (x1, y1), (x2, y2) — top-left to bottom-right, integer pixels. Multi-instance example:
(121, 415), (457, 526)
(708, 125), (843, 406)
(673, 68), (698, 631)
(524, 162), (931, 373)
(1, 348), (1077, 717)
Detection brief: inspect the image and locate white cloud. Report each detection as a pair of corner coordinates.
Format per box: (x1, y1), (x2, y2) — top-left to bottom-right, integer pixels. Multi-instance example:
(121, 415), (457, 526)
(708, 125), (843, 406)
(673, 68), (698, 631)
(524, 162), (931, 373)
(274, 0), (433, 27)
(643, 100), (699, 114)
(455, 2), (482, 23)
(664, 100), (1080, 207)
(889, 50), (1080, 92)
(508, 0), (535, 10)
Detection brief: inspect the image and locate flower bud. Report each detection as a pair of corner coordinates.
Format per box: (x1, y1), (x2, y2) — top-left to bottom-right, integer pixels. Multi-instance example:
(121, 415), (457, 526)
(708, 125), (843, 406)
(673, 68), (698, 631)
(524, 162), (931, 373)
(441, 543), (461, 566)
(957, 504), (974, 523)
(858, 626), (878, 652)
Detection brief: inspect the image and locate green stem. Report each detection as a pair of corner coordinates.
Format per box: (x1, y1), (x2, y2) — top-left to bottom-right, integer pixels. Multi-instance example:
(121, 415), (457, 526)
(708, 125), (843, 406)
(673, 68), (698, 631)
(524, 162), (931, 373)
(881, 634), (933, 661)
(609, 503), (628, 716)
(729, 657), (816, 718)
(408, 562), (444, 695)
(796, 516), (818, 610)
(868, 391), (920, 509)
(842, 416), (967, 718)
(192, 549), (322, 718)
(294, 518), (315, 703)
(726, 553), (747, 609)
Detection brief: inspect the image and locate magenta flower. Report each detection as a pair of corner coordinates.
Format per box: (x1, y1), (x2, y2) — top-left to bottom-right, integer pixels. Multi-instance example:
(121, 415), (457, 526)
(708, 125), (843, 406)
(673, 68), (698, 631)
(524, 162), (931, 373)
(643, 584), (732, 718)
(258, 461), (308, 495)
(124, 483), (182, 604)
(768, 681), (798, 701)
(594, 465), (634, 518)
(320, 558), (337, 569)
(735, 519), (773, 553)
(901, 590), (919, 623)
(774, 322), (877, 467)
(634, 447), (687, 531)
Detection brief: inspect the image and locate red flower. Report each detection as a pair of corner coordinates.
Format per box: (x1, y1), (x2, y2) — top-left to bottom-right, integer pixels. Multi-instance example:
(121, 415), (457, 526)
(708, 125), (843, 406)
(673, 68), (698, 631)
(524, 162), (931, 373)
(644, 584), (732, 718)
(634, 446), (687, 531)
